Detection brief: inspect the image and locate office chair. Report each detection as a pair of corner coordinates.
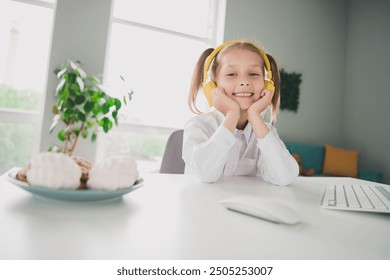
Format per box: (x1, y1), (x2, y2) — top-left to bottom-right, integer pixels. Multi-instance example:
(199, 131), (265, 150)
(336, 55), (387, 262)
(159, 129), (185, 174)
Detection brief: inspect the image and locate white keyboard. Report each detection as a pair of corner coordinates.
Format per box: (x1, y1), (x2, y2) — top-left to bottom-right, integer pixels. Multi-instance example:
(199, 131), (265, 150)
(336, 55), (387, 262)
(321, 184), (390, 213)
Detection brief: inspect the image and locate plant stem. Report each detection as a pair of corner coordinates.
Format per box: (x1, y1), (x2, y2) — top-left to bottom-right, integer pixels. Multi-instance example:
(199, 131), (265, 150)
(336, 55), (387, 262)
(69, 122), (85, 156)
(63, 131), (69, 154)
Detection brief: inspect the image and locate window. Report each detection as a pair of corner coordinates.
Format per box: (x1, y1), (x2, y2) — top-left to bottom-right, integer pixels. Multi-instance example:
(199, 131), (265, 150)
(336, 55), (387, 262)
(98, 0), (225, 172)
(0, 0), (55, 174)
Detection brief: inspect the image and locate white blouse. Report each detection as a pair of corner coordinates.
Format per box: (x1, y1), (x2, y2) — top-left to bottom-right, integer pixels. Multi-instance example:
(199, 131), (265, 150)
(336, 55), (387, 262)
(182, 109), (299, 186)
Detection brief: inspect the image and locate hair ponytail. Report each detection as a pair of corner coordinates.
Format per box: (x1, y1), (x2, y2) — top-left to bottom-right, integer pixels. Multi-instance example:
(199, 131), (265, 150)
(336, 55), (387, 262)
(188, 48), (214, 114)
(266, 53), (281, 124)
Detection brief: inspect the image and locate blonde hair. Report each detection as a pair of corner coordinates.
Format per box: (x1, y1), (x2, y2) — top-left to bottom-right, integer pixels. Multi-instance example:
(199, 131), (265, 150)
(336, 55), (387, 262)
(188, 41), (281, 124)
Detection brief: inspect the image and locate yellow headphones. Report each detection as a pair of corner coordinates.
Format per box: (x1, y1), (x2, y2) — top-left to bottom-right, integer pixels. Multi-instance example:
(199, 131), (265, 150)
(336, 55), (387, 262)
(202, 40), (275, 106)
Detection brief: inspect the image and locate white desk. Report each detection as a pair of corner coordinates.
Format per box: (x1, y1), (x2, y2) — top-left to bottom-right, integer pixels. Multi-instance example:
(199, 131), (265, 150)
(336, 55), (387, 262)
(0, 170), (389, 260)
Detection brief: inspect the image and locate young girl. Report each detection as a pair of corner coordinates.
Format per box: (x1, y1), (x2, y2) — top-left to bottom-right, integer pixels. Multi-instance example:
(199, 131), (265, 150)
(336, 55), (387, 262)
(182, 40), (299, 186)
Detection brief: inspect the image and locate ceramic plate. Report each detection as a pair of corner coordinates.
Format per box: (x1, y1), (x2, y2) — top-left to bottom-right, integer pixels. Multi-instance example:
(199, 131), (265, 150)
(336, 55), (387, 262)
(6, 168), (144, 202)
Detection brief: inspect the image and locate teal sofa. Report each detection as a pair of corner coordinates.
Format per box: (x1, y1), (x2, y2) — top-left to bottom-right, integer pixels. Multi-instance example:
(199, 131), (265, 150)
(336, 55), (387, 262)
(284, 142), (383, 183)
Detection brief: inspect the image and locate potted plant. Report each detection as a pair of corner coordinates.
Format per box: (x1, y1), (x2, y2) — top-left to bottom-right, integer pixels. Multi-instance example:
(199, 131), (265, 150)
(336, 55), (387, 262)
(49, 60), (132, 155)
(16, 60), (135, 190)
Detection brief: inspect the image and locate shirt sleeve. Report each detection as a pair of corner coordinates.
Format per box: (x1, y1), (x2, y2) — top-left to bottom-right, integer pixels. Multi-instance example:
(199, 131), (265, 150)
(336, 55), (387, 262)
(256, 125), (299, 186)
(182, 119), (235, 183)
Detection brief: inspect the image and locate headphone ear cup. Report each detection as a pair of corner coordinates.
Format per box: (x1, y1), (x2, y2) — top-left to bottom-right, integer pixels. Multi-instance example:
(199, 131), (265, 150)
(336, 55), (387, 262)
(264, 80), (275, 93)
(202, 81), (216, 106)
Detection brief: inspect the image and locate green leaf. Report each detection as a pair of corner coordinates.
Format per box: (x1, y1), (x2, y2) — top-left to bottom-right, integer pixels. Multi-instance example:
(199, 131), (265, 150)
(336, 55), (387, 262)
(56, 67), (68, 79)
(58, 130), (66, 142)
(55, 78), (66, 94)
(69, 84), (79, 96)
(92, 104), (100, 115)
(84, 101), (94, 113)
(77, 67), (87, 79)
(49, 115), (60, 133)
(59, 84), (69, 99)
(69, 60), (79, 70)
(74, 95), (86, 105)
(102, 101), (110, 114)
(99, 117), (112, 133)
(66, 98), (75, 108)
(91, 75), (101, 83)
(73, 127), (80, 136)
(67, 72), (77, 83)
(115, 98), (121, 110)
(107, 98), (115, 106)
(76, 76), (84, 92)
(77, 111), (86, 122)
(91, 132), (97, 142)
(103, 124), (108, 133)
(113, 113), (118, 126)
(81, 128), (88, 138)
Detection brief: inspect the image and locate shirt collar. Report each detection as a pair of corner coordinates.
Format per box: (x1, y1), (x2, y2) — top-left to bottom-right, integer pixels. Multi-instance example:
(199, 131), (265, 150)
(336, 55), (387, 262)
(211, 108), (252, 144)
(235, 122), (252, 144)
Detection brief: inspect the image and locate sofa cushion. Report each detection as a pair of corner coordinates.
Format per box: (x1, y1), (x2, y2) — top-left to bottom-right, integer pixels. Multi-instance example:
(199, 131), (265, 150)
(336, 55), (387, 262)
(284, 142), (325, 174)
(358, 169), (383, 183)
(323, 144), (359, 177)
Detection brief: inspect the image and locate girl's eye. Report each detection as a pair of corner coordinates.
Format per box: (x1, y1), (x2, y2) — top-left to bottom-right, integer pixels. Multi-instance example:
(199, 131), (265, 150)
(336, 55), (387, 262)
(226, 73), (236, 77)
(250, 72), (260, 76)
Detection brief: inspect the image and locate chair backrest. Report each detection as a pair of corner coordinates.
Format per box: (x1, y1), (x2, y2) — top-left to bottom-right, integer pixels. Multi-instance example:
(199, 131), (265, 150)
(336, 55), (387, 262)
(160, 129), (185, 174)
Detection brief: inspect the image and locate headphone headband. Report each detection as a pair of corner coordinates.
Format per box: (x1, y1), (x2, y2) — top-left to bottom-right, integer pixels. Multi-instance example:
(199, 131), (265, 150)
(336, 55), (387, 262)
(202, 40), (273, 86)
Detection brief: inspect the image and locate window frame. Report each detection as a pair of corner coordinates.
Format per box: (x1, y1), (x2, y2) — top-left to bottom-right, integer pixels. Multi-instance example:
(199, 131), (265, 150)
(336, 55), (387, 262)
(0, 0), (56, 159)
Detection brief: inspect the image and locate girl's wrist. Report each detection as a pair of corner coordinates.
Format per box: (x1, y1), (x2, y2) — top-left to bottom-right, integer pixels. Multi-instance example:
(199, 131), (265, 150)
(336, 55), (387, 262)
(223, 110), (240, 133)
(247, 108), (261, 123)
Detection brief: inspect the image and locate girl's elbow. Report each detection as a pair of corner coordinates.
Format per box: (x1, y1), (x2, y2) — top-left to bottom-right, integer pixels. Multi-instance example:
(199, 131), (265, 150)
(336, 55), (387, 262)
(276, 160), (300, 186)
(262, 167), (299, 187)
(276, 175), (295, 186)
(196, 166), (222, 183)
(185, 160), (221, 183)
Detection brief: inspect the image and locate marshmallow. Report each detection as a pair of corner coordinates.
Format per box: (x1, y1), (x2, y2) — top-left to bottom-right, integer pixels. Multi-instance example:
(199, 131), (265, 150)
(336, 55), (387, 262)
(87, 156), (139, 190)
(26, 152), (82, 189)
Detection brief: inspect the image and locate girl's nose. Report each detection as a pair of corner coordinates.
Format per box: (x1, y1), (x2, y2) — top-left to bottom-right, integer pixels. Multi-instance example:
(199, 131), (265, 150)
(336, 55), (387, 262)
(240, 83), (249, 86)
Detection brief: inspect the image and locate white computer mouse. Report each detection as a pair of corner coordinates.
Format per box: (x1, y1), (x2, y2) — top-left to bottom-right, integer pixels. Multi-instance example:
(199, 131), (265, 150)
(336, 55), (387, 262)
(220, 197), (300, 225)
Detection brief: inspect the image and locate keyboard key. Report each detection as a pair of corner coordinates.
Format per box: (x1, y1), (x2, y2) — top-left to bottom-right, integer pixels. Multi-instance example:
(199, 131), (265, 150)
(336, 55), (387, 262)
(373, 186), (390, 209)
(353, 186), (374, 209)
(364, 186), (387, 210)
(375, 186), (390, 202)
(336, 185), (347, 207)
(323, 185), (336, 206)
(344, 185), (360, 208)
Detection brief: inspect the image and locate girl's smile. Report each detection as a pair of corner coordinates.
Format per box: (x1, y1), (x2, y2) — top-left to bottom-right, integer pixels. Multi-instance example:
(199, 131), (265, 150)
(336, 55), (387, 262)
(232, 92), (254, 97)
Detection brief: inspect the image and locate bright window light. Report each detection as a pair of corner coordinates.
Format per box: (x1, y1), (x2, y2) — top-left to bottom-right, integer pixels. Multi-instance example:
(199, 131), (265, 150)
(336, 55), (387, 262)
(0, 0), (55, 173)
(98, 0), (225, 172)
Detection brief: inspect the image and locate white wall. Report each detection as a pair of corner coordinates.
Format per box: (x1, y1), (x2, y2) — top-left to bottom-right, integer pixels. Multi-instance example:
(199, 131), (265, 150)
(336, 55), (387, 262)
(224, 0), (348, 145)
(40, 0), (111, 162)
(343, 0), (390, 183)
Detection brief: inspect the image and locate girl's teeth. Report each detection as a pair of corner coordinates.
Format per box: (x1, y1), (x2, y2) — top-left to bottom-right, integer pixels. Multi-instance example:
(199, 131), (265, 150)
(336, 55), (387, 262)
(234, 93), (252, 97)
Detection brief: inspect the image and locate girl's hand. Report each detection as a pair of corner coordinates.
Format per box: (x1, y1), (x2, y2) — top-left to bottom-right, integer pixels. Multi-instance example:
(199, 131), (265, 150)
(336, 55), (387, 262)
(247, 88), (274, 117)
(211, 87), (240, 133)
(211, 87), (240, 117)
(247, 88), (274, 138)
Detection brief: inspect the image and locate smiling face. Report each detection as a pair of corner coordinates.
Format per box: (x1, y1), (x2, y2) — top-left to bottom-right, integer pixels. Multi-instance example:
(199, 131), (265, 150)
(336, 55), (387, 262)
(215, 47), (265, 110)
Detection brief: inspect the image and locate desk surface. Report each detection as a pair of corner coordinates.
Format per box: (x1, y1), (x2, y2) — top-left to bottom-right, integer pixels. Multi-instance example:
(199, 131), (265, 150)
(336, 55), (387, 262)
(1, 170), (389, 260)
